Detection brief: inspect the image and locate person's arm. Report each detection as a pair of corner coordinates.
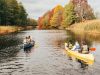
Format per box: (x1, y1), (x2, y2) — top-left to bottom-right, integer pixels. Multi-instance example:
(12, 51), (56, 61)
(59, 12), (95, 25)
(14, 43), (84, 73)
(23, 39), (26, 44)
(71, 45), (76, 51)
(65, 43), (68, 50)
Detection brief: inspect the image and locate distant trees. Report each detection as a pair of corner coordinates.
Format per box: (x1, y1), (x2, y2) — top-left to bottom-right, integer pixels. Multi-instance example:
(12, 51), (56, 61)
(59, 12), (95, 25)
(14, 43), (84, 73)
(38, 0), (95, 29)
(38, 10), (54, 29)
(0, 0), (37, 26)
(27, 18), (37, 26)
(38, 5), (64, 29)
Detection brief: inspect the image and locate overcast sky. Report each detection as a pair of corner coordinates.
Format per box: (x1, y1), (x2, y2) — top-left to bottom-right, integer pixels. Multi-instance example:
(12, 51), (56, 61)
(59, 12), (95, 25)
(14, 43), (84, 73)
(17, 0), (100, 19)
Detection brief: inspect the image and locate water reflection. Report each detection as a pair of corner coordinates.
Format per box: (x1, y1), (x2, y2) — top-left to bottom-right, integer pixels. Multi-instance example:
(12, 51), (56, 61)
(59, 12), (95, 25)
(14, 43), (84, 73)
(0, 33), (22, 50)
(24, 47), (34, 57)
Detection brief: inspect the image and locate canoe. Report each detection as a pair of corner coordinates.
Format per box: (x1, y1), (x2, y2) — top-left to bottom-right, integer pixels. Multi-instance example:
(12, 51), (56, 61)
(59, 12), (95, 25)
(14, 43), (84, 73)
(65, 49), (94, 65)
(24, 41), (35, 49)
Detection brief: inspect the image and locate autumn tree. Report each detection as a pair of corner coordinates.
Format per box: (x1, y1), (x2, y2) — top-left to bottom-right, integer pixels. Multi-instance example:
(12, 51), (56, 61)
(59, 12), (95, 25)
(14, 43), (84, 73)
(71, 0), (95, 21)
(61, 3), (77, 28)
(42, 11), (51, 29)
(50, 5), (63, 29)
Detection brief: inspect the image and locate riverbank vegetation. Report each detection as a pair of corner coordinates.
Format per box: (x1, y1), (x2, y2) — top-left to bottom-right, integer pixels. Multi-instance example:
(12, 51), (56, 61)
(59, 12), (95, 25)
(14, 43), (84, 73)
(69, 20), (100, 34)
(0, 25), (37, 35)
(0, 26), (18, 35)
(38, 0), (95, 29)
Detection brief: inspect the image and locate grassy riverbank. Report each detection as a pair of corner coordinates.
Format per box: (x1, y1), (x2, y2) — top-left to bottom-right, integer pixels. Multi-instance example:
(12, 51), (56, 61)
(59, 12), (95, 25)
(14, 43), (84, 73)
(0, 26), (35, 35)
(68, 20), (100, 35)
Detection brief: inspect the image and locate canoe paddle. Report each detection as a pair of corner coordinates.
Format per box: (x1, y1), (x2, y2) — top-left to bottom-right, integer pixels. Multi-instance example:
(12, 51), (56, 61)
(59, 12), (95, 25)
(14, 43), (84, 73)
(89, 48), (96, 51)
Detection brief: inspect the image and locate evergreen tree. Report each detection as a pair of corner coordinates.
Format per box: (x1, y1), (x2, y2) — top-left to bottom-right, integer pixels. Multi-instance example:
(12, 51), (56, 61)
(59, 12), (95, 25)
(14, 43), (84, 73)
(18, 3), (27, 25)
(0, 0), (9, 25)
(7, 0), (20, 25)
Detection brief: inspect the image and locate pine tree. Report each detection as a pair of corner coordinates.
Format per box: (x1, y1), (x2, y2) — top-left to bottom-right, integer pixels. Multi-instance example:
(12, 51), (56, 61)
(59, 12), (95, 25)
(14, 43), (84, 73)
(7, 0), (20, 25)
(18, 3), (28, 25)
(0, 0), (9, 25)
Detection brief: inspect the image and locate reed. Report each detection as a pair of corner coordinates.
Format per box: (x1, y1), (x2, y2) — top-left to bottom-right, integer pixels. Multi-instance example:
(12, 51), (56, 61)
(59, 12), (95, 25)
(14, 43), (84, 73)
(69, 19), (100, 34)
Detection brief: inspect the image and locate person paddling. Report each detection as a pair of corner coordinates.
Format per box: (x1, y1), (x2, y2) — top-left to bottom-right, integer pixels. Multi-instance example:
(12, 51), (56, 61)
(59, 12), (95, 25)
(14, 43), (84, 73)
(27, 36), (32, 43)
(71, 41), (81, 52)
(81, 42), (89, 54)
(23, 37), (28, 44)
(23, 36), (32, 44)
(65, 42), (73, 50)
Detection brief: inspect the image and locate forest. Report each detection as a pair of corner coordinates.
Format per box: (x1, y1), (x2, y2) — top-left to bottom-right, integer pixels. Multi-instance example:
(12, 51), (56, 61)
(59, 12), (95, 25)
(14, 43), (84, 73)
(0, 0), (37, 26)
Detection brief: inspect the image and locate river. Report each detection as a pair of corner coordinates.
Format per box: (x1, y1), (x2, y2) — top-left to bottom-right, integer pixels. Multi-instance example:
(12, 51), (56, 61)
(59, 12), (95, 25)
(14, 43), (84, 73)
(0, 30), (100, 75)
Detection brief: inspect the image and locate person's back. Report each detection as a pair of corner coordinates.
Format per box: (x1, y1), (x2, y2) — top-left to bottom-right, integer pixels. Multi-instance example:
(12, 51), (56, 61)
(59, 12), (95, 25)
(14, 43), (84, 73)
(81, 44), (89, 54)
(27, 36), (32, 43)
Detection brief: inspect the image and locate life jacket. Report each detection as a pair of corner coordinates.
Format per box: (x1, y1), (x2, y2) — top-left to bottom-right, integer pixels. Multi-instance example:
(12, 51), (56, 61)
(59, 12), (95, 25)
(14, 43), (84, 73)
(82, 45), (89, 54)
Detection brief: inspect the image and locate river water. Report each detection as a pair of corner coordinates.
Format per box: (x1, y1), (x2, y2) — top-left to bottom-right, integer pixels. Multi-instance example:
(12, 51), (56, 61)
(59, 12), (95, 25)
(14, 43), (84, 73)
(0, 30), (100, 75)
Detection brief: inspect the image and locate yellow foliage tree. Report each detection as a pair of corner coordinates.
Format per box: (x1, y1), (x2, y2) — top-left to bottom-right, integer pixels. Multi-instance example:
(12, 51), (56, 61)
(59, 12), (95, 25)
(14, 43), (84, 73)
(54, 5), (64, 14)
(50, 5), (64, 29)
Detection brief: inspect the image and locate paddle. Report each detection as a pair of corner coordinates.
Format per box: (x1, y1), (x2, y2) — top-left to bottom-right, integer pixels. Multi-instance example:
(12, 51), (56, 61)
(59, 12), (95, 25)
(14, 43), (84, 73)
(89, 48), (96, 51)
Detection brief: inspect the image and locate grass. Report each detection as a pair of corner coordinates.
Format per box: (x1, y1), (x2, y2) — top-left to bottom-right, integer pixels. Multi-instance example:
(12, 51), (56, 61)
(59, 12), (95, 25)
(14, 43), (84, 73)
(69, 19), (100, 34)
(0, 25), (36, 35)
(0, 26), (23, 35)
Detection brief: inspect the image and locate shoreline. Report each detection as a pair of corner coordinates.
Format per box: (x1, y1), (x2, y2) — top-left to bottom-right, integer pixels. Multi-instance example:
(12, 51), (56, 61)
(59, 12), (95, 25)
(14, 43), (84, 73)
(0, 26), (35, 35)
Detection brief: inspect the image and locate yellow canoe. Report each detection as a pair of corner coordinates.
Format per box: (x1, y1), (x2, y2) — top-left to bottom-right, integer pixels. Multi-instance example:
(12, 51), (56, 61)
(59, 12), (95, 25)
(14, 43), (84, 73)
(65, 49), (94, 65)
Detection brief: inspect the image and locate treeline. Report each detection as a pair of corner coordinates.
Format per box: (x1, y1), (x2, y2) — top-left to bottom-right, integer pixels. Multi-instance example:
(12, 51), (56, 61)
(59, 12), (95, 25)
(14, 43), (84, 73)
(0, 0), (37, 26)
(38, 0), (95, 29)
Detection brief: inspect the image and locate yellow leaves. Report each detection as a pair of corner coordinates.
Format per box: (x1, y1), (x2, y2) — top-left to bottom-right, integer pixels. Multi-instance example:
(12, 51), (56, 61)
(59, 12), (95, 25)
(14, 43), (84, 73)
(54, 5), (64, 14)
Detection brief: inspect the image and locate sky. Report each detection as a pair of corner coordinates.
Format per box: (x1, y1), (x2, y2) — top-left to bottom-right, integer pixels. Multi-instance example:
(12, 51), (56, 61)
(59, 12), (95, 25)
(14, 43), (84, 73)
(17, 0), (100, 19)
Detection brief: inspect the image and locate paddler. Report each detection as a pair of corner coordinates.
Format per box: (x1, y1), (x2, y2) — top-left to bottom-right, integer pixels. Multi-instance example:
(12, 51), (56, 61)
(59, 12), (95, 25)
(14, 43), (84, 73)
(65, 42), (73, 50)
(23, 36), (32, 44)
(23, 36), (28, 44)
(28, 36), (32, 43)
(71, 41), (81, 52)
(65, 43), (69, 50)
(81, 42), (89, 54)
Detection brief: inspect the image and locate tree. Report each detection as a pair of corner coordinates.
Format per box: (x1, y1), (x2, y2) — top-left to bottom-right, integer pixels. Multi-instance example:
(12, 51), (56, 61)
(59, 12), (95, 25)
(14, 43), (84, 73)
(61, 3), (77, 28)
(18, 3), (28, 25)
(50, 5), (63, 29)
(27, 18), (37, 26)
(54, 5), (64, 14)
(6, 0), (20, 25)
(0, 0), (9, 25)
(71, 0), (95, 21)
(0, 0), (33, 26)
(50, 13), (61, 28)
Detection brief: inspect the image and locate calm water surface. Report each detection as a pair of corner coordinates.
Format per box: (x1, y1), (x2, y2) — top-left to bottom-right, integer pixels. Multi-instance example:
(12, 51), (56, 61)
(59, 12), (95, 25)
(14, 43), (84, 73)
(0, 30), (100, 75)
